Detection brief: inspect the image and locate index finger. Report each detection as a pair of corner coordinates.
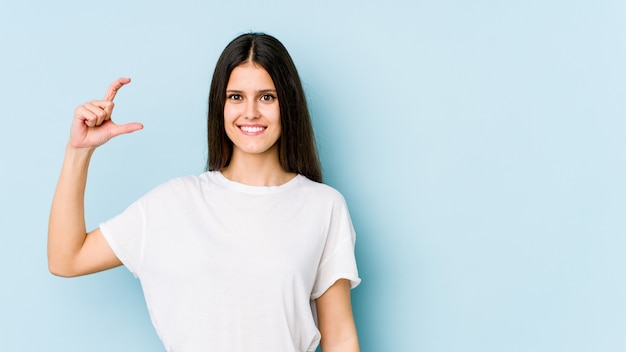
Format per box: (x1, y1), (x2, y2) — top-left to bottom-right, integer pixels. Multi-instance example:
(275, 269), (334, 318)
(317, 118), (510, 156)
(103, 77), (132, 101)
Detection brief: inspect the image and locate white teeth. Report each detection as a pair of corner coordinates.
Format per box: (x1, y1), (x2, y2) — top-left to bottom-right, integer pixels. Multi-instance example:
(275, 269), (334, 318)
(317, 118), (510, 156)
(240, 126), (265, 133)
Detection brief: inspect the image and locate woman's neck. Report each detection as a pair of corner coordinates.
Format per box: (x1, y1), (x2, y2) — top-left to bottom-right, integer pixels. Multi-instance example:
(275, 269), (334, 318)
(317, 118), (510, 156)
(221, 152), (296, 187)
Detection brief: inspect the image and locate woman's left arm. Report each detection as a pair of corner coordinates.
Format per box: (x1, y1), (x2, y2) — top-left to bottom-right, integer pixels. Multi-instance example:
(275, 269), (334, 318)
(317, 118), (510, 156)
(316, 279), (360, 352)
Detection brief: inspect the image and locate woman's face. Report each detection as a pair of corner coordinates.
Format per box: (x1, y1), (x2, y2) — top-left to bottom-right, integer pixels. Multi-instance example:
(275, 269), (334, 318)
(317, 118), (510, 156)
(224, 62), (281, 160)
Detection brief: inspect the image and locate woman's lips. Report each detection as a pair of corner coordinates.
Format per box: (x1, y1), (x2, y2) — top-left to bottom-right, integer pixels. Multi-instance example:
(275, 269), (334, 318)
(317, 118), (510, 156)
(239, 125), (267, 135)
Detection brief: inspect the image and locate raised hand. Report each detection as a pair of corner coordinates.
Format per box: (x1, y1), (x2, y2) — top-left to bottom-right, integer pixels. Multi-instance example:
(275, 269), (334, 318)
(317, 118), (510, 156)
(70, 78), (143, 149)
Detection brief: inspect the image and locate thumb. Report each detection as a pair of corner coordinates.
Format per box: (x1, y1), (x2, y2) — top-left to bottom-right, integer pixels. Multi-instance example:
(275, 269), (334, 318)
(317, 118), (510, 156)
(110, 122), (144, 139)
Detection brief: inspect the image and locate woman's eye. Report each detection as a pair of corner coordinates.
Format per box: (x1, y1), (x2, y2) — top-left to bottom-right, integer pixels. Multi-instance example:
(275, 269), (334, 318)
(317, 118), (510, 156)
(261, 94), (275, 102)
(228, 94), (242, 101)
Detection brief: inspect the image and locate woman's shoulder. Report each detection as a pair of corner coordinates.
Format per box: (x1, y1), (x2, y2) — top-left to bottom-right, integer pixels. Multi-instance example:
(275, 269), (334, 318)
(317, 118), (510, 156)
(296, 176), (348, 202)
(154, 173), (203, 189)
(141, 172), (213, 199)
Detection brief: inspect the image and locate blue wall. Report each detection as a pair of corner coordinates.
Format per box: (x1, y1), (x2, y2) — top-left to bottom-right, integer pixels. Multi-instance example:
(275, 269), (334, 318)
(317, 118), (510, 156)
(1, 1), (625, 351)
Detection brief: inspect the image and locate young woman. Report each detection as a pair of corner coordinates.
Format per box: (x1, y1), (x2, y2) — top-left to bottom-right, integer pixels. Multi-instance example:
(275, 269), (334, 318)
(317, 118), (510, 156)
(48, 33), (360, 352)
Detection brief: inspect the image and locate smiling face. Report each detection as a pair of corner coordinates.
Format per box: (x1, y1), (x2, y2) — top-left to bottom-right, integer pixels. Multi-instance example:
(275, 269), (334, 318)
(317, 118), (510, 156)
(223, 62), (281, 161)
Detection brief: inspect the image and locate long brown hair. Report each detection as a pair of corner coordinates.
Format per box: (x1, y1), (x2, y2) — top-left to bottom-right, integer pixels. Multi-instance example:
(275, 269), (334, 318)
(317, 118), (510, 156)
(206, 33), (322, 183)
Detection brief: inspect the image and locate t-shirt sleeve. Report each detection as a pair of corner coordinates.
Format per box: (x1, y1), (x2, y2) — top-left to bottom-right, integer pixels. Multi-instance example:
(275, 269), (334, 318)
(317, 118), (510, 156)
(99, 197), (147, 277)
(311, 193), (361, 299)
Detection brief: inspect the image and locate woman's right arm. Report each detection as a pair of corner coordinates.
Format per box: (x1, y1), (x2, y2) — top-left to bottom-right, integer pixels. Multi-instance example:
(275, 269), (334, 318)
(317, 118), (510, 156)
(47, 78), (143, 277)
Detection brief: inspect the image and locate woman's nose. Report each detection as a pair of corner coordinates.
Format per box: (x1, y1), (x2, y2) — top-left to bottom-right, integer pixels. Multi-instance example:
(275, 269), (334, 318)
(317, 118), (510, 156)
(244, 101), (260, 119)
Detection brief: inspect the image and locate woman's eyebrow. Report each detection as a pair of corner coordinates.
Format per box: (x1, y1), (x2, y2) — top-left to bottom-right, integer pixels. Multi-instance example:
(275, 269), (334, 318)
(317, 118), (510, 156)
(226, 89), (277, 93)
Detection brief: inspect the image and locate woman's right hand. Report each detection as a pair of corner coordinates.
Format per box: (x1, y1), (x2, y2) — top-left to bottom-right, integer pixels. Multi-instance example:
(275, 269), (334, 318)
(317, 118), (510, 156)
(49, 78), (140, 277)
(70, 77), (143, 149)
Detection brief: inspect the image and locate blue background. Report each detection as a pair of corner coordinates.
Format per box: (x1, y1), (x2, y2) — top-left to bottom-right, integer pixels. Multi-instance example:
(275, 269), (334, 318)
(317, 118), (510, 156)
(1, 1), (625, 351)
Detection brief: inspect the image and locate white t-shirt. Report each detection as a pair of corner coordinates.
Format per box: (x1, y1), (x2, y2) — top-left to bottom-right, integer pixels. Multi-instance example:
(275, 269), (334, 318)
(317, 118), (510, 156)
(100, 171), (360, 352)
